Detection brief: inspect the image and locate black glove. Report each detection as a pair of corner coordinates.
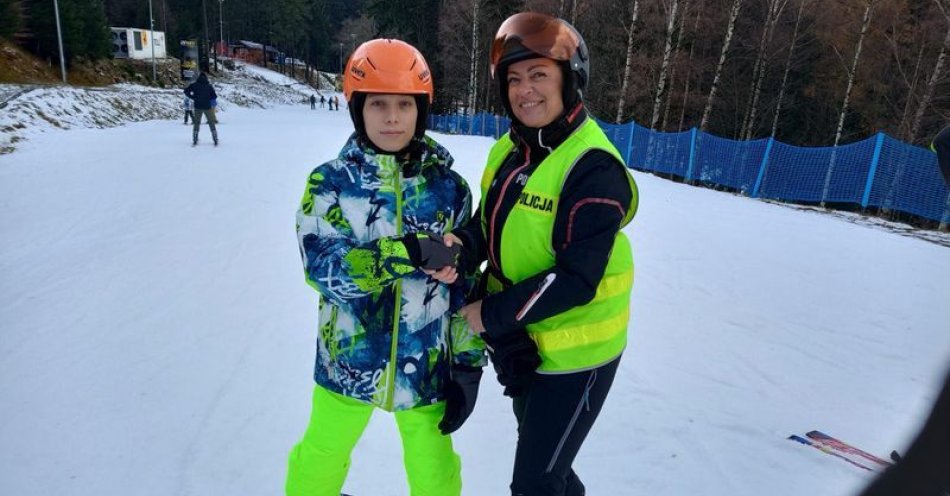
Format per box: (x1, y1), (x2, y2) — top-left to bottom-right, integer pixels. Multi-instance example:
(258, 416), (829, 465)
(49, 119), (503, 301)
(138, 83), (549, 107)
(402, 233), (461, 270)
(439, 364), (483, 435)
(482, 331), (541, 397)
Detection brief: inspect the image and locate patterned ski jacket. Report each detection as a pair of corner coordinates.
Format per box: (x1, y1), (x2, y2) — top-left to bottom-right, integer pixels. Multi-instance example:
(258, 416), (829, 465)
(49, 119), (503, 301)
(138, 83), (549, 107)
(296, 134), (485, 411)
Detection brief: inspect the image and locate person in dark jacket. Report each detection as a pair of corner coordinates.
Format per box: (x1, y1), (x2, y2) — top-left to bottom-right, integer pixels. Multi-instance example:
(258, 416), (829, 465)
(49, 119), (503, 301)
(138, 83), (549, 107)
(183, 73), (218, 146)
(433, 12), (639, 496)
(857, 368), (950, 496)
(930, 125), (950, 185)
(310, 94), (316, 110)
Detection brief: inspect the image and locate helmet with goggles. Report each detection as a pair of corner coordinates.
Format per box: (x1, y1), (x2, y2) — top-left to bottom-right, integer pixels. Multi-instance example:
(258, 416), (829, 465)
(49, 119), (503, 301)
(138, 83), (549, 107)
(490, 12), (590, 91)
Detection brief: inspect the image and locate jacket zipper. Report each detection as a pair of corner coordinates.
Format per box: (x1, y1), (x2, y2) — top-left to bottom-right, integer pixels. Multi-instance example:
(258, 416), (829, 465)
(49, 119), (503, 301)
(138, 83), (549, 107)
(386, 164), (403, 411)
(488, 146), (531, 272)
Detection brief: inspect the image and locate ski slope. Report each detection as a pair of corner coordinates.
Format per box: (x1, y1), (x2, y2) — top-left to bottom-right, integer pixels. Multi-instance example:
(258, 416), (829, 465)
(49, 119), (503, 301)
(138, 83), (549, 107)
(1, 75), (949, 496)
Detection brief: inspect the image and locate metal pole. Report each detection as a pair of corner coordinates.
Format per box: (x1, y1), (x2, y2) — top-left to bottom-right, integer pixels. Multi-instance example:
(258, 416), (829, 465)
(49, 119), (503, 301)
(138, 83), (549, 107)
(148, 0), (156, 82)
(218, 0), (224, 56)
(52, 0), (67, 83)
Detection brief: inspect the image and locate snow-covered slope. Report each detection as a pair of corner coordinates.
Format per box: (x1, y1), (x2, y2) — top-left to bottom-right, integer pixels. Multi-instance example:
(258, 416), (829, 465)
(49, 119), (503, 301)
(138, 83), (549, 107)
(0, 60), (334, 154)
(1, 65), (948, 496)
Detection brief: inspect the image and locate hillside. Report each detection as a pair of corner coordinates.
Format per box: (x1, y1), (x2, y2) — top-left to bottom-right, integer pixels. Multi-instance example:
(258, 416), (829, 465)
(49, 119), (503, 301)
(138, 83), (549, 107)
(0, 59), (336, 155)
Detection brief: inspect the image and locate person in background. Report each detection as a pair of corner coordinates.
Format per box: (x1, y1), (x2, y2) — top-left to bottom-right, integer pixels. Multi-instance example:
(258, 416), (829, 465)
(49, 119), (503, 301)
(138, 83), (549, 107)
(182, 95), (194, 125)
(435, 11), (639, 496)
(184, 73), (218, 146)
(320, 94), (326, 108)
(930, 125), (950, 185)
(857, 130), (950, 496)
(286, 38), (485, 496)
(310, 94), (317, 110)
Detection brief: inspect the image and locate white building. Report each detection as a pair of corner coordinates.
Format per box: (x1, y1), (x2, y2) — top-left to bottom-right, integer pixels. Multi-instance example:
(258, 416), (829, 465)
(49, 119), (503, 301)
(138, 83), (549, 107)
(110, 28), (166, 60)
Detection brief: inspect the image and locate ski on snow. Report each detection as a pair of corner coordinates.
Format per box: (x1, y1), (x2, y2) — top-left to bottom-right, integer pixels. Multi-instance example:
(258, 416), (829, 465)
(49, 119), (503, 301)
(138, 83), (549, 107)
(805, 430), (892, 468)
(787, 430), (892, 472)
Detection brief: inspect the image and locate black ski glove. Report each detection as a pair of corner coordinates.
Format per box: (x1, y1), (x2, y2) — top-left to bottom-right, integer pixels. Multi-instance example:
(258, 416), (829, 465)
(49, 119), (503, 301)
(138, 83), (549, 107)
(482, 331), (542, 398)
(439, 364), (483, 435)
(402, 233), (461, 270)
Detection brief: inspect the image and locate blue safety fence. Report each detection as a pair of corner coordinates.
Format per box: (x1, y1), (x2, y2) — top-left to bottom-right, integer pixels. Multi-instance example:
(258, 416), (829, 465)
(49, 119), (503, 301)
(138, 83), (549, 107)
(428, 112), (950, 224)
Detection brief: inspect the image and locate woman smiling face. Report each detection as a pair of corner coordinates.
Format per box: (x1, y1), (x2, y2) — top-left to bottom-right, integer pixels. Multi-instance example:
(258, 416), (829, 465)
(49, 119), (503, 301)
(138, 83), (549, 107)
(506, 57), (564, 128)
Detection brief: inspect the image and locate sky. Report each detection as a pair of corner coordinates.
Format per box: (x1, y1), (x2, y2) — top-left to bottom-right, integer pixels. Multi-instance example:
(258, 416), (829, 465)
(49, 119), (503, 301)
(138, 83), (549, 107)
(1, 65), (949, 496)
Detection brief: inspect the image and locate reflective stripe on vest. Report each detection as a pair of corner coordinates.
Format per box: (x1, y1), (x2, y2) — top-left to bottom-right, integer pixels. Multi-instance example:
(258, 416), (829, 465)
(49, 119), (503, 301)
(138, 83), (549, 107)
(479, 118), (638, 372)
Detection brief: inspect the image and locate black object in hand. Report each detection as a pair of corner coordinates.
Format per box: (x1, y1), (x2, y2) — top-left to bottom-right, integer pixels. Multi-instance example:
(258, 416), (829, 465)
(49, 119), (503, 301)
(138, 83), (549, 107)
(404, 233), (461, 270)
(439, 365), (483, 435)
(482, 331), (542, 397)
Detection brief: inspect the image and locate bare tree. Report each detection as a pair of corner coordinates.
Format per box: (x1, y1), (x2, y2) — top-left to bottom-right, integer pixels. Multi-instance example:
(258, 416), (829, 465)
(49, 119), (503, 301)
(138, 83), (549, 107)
(661, 0), (692, 130)
(615, 0), (641, 123)
(678, 0), (705, 131)
(650, 0), (680, 129)
(700, 0), (745, 131)
(468, 0), (481, 114)
(740, 0), (789, 140)
(909, 1), (950, 141)
(833, 0), (875, 148)
(771, 0), (808, 137)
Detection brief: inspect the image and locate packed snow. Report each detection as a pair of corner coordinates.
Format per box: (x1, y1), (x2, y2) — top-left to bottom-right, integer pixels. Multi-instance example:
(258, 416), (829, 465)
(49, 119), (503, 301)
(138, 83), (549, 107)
(1, 64), (948, 496)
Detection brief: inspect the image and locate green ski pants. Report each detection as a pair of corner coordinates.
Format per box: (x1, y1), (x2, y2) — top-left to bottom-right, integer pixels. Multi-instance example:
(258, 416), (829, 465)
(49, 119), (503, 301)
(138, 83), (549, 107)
(286, 385), (462, 496)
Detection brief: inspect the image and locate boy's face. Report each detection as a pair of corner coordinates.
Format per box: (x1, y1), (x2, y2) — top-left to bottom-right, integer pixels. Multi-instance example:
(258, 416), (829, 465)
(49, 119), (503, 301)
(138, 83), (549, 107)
(362, 94), (418, 152)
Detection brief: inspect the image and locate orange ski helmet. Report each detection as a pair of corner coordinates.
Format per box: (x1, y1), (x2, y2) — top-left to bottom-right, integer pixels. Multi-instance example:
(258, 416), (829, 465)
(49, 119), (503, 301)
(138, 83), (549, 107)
(343, 39), (434, 103)
(343, 38), (434, 143)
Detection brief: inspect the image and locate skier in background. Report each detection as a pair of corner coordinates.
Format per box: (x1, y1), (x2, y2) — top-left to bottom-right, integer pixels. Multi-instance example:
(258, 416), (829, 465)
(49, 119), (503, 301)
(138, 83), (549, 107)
(184, 73), (218, 146)
(182, 95), (194, 125)
(310, 94), (316, 110)
(285, 39), (485, 496)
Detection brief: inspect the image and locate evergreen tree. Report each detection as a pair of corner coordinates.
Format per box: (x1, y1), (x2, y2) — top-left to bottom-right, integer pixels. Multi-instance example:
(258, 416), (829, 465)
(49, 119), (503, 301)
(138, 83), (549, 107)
(0, 0), (23, 39)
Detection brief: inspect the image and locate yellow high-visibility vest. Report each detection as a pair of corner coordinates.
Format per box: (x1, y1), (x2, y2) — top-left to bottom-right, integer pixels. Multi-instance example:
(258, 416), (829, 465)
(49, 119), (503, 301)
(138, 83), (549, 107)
(478, 118), (639, 372)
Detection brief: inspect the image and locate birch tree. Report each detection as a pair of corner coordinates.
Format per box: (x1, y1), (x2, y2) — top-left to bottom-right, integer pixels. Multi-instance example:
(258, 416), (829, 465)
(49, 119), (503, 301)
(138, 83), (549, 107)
(615, 0), (641, 123)
(650, 0), (680, 129)
(468, 0), (481, 114)
(678, 0), (705, 130)
(833, 0), (875, 148)
(771, 0), (808, 137)
(700, 0), (744, 131)
(908, 1), (950, 141)
(661, 0), (692, 130)
(739, 0), (789, 140)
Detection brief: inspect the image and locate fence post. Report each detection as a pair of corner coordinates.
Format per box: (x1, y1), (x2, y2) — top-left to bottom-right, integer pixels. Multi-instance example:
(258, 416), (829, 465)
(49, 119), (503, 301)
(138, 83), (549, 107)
(861, 132), (885, 209)
(686, 127), (698, 181)
(751, 137), (774, 198)
(624, 121), (636, 167)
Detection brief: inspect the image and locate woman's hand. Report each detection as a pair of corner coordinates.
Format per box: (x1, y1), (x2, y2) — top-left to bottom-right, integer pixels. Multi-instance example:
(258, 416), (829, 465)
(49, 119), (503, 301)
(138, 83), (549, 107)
(460, 300), (485, 334)
(423, 232), (464, 284)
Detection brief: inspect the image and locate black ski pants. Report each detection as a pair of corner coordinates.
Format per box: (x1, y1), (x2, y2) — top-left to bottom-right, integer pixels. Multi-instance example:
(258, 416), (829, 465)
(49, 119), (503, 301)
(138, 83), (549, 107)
(509, 356), (621, 496)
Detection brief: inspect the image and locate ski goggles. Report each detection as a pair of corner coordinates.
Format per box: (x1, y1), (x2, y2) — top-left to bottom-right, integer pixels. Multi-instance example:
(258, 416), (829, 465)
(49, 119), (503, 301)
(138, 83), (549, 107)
(489, 12), (581, 78)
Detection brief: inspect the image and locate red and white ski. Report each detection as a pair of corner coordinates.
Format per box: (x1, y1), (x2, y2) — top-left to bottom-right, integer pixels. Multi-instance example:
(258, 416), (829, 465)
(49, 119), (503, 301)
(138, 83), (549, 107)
(805, 430), (892, 468)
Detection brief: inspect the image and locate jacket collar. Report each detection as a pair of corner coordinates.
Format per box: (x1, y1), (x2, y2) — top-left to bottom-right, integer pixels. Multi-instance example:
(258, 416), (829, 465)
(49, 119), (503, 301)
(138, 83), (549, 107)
(510, 103), (587, 160)
(339, 133), (454, 178)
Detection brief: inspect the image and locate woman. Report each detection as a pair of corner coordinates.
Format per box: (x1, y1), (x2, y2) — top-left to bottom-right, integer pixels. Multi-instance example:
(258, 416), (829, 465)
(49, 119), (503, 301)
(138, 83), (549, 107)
(287, 39), (484, 496)
(439, 12), (640, 496)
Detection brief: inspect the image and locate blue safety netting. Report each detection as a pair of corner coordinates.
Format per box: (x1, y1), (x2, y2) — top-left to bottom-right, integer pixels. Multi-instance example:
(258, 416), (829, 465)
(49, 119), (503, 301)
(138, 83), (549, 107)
(428, 112), (950, 223)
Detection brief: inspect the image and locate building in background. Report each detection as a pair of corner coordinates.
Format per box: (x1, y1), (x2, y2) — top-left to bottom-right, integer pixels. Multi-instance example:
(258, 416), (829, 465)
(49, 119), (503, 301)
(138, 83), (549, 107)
(110, 28), (166, 60)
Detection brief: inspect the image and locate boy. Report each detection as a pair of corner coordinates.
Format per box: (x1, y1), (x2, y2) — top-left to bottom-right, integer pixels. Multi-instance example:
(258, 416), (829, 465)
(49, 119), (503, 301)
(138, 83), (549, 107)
(287, 39), (484, 496)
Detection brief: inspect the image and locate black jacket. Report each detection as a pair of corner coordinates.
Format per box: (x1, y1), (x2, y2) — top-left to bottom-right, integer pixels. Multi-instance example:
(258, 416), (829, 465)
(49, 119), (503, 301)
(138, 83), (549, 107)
(184, 75), (217, 110)
(453, 106), (634, 339)
(932, 125), (950, 186)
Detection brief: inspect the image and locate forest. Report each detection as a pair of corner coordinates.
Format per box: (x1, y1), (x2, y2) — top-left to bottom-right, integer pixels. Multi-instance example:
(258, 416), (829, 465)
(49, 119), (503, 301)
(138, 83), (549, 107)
(3, 0), (949, 146)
